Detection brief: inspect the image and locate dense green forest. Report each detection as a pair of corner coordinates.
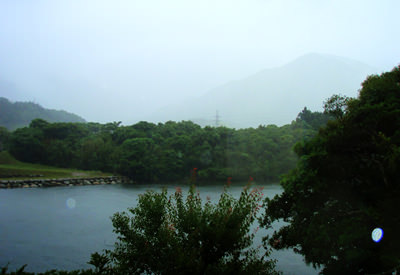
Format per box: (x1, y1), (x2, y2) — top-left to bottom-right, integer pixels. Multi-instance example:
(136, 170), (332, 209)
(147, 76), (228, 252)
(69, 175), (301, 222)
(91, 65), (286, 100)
(0, 107), (331, 183)
(0, 97), (85, 130)
(262, 66), (400, 274)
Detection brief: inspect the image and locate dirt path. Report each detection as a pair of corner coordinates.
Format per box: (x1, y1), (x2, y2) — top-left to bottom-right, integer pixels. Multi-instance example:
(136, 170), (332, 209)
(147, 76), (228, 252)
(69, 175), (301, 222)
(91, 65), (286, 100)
(71, 172), (91, 177)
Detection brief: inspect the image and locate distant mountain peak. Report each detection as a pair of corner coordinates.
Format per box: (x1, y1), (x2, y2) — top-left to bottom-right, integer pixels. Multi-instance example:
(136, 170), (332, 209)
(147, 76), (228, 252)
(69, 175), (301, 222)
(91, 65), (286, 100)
(287, 52), (376, 70)
(148, 54), (378, 128)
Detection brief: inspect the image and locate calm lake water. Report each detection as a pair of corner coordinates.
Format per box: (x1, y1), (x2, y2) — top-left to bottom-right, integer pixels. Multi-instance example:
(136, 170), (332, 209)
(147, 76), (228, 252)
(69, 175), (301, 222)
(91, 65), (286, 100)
(0, 183), (318, 274)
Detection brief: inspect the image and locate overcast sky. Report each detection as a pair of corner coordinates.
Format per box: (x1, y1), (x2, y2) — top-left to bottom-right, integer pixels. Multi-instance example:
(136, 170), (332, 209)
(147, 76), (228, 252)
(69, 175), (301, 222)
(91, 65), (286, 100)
(1, 0), (399, 123)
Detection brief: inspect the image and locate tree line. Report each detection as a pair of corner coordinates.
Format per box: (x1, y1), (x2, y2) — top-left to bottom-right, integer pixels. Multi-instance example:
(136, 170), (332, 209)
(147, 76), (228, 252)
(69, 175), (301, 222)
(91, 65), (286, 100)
(1, 108), (330, 183)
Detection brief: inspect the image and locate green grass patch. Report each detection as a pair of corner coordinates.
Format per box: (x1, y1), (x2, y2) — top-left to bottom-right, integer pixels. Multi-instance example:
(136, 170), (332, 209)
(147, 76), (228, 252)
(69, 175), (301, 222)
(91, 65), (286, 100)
(0, 151), (112, 180)
(0, 151), (22, 165)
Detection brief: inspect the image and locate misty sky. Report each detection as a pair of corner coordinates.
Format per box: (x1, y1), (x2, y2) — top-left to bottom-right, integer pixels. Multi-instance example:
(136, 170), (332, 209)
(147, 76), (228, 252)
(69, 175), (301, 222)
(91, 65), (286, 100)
(1, 0), (399, 124)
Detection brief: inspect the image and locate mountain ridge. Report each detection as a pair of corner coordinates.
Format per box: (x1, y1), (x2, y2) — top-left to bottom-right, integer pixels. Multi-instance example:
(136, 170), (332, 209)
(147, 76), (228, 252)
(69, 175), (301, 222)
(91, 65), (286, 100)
(0, 97), (86, 130)
(148, 53), (377, 128)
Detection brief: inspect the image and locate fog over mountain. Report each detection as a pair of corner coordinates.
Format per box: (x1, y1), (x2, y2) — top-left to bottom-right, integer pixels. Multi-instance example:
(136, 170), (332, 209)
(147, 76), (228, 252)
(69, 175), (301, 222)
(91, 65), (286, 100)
(148, 53), (376, 128)
(0, 97), (86, 130)
(0, 1), (399, 125)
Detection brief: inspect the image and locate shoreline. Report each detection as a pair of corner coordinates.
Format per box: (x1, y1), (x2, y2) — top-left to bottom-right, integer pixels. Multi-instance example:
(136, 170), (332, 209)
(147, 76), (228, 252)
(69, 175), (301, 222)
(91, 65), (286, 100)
(0, 176), (131, 189)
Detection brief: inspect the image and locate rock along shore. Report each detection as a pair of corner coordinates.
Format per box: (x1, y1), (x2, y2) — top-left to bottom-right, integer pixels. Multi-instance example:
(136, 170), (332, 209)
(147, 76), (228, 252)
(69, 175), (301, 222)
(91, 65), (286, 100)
(0, 176), (131, 189)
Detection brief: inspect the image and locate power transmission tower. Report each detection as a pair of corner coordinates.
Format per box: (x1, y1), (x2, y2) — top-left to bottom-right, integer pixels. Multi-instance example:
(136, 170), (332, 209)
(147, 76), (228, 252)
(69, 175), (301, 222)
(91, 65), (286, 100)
(215, 110), (220, 127)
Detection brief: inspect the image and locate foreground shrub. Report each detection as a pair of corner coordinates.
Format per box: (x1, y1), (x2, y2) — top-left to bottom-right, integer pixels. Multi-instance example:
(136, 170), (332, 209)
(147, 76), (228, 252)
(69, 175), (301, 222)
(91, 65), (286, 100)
(92, 185), (278, 275)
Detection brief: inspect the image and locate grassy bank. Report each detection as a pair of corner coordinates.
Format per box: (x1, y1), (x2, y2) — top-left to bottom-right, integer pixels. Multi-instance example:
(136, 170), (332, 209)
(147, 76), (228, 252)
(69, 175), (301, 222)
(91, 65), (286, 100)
(0, 151), (112, 180)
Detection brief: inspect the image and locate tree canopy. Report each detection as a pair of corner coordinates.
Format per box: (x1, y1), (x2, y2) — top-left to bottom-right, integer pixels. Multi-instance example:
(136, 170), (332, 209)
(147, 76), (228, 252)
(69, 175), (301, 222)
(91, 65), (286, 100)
(6, 109), (330, 183)
(90, 185), (279, 275)
(261, 66), (400, 274)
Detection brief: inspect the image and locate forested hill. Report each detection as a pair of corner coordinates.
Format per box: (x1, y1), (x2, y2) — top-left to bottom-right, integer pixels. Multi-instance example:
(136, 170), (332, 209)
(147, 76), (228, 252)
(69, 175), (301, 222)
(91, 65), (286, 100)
(0, 97), (86, 130)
